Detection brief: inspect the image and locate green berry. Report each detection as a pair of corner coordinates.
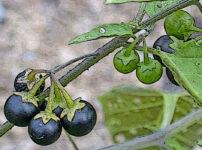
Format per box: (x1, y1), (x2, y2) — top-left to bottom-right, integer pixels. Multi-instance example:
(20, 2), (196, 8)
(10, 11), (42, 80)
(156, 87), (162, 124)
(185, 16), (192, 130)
(113, 48), (140, 74)
(136, 59), (163, 84)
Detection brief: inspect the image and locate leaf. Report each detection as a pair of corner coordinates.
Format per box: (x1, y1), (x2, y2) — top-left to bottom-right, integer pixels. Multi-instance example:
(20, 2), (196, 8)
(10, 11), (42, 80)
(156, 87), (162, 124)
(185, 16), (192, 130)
(159, 36), (202, 105)
(105, 0), (170, 4)
(98, 85), (201, 149)
(145, 0), (181, 17)
(68, 23), (133, 45)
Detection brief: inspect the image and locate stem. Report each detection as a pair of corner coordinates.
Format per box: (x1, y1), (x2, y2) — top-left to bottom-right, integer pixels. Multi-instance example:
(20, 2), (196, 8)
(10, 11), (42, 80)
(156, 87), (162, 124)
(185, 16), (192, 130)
(64, 130), (79, 150)
(143, 38), (149, 65)
(29, 74), (49, 97)
(133, 2), (147, 22)
(45, 77), (55, 114)
(0, 121), (14, 137)
(100, 109), (202, 150)
(124, 36), (141, 57)
(51, 74), (74, 108)
(189, 26), (202, 33)
(195, 1), (202, 13)
(160, 94), (178, 129)
(54, 83), (62, 102)
(51, 52), (98, 74)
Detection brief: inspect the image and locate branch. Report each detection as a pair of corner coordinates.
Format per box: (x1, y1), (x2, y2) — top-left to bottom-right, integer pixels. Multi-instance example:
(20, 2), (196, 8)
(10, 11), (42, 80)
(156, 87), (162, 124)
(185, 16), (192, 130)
(0, 121), (14, 137)
(0, 0), (199, 139)
(100, 109), (202, 150)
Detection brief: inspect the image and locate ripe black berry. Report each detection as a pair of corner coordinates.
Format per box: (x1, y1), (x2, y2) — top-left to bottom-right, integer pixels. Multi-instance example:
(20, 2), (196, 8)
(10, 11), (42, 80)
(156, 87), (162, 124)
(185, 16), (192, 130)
(4, 94), (40, 127)
(14, 70), (45, 95)
(28, 117), (62, 146)
(166, 68), (179, 86)
(153, 35), (176, 65)
(61, 100), (97, 137)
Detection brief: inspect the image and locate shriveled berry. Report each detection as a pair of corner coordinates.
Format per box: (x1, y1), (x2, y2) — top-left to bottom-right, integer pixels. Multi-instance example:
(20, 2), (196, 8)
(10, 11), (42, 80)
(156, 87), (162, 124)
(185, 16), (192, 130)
(28, 117), (62, 146)
(14, 70), (45, 95)
(4, 94), (40, 127)
(61, 100), (97, 137)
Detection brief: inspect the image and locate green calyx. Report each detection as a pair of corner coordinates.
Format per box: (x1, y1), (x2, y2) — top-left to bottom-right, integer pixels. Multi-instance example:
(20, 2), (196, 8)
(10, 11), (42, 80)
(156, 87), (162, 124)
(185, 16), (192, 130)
(164, 10), (201, 41)
(34, 111), (60, 124)
(14, 92), (39, 107)
(60, 97), (86, 122)
(136, 38), (162, 84)
(113, 48), (140, 74)
(136, 59), (163, 84)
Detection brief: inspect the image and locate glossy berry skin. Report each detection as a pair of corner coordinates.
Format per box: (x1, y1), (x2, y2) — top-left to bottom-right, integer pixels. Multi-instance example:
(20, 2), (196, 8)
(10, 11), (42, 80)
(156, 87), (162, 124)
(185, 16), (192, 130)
(4, 94), (40, 127)
(61, 100), (97, 137)
(113, 48), (140, 74)
(166, 68), (179, 86)
(14, 70), (45, 95)
(28, 117), (62, 146)
(153, 35), (176, 66)
(136, 60), (163, 84)
(164, 10), (195, 40)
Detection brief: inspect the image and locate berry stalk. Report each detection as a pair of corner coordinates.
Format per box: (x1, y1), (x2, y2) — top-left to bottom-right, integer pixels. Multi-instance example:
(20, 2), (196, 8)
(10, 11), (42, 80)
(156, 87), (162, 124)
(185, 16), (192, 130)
(143, 38), (150, 65)
(124, 36), (140, 57)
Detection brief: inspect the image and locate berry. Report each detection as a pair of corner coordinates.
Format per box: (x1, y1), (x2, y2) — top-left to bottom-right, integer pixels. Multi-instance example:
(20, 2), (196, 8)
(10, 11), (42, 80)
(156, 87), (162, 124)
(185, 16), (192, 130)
(166, 68), (179, 86)
(14, 70), (45, 95)
(113, 48), (140, 74)
(153, 35), (176, 65)
(4, 94), (40, 127)
(28, 117), (62, 146)
(164, 10), (201, 40)
(136, 59), (163, 84)
(61, 100), (97, 137)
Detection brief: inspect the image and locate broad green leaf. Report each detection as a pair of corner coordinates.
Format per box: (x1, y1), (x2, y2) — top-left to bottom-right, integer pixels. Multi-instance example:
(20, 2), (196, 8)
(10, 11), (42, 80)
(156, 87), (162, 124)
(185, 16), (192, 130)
(68, 23), (133, 45)
(98, 85), (201, 149)
(145, 0), (181, 17)
(159, 36), (202, 105)
(105, 0), (169, 4)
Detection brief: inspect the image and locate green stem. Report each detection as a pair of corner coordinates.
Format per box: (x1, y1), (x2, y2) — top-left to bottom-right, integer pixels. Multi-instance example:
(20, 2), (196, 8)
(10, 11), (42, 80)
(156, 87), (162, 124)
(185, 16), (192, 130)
(133, 2), (147, 22)
(29, 74), (49, 97)
(64, 130), (79, 150)
(160, 94), (179, 129)
(189, 26), (202, 33)
(51, 74), (74, 108)
(0, 121), (14, 137)
(143, 38), (149, 65)
(124, 36), (141, 57)
(45, 79), (55, 114)
(54, 83), (62, 102)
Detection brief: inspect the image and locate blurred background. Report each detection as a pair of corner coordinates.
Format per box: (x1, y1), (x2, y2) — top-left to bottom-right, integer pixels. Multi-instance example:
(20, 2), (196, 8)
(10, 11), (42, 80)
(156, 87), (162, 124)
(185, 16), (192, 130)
(0, 0), (201, 149)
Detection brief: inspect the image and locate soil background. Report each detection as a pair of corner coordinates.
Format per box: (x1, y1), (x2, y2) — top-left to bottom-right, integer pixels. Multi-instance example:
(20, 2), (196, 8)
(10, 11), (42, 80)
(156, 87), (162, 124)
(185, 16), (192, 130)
(0, 0), (201, 150)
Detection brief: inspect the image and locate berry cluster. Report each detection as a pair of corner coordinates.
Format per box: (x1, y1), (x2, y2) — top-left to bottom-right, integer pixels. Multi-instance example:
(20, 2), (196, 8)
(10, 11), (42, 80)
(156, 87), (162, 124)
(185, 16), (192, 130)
(113, 10), (201, 86)
(4, 70), (97, 146)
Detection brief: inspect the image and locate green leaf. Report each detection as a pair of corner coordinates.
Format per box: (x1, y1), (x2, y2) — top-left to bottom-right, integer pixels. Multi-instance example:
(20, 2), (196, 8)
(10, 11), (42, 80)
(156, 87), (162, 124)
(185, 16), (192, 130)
(105, 0), (170, 4)
(158, 36), (202, 105)
(145, 0), (181, 17)
(98, 85), (201, 149)
(68, 23), (133, 45)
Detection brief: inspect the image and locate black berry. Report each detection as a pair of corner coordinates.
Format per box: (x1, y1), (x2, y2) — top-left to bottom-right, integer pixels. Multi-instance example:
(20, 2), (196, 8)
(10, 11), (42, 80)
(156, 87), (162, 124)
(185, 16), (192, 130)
(153, 35), (176, 65)
(166, 68), (179, 86)
(14, 70), (45, 95)
(28, 117), (62, 146)
(4, 94), (40, 127)
(61, 100), (97, 137)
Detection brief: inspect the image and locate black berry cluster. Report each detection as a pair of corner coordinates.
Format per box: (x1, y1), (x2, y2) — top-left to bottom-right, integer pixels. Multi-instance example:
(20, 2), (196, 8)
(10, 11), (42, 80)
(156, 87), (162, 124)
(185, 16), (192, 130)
(3, 70), (97, 146)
